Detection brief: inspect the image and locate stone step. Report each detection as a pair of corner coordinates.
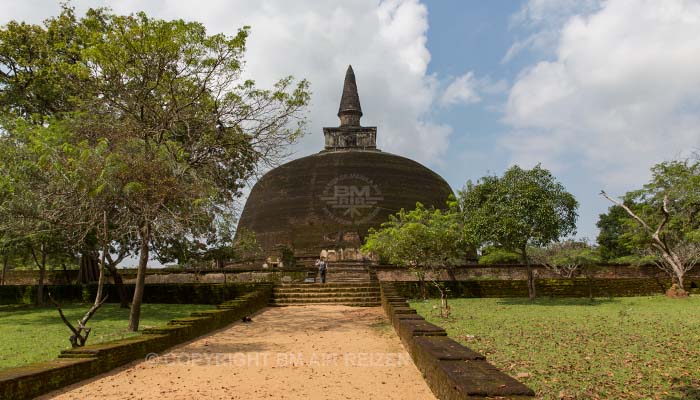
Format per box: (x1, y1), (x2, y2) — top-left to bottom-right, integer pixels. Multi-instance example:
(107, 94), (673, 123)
(326, 272), (372, 275)
(275, 287), (380, 293)
(274, 292), (380, 299)
(325, 269), (370, 273)
(270, 302), (380, 307)
(273, 286), (381, 296)
(325, 276), (372, 280)
(270, 296), (381, 304)
(278, 283), (379, 289)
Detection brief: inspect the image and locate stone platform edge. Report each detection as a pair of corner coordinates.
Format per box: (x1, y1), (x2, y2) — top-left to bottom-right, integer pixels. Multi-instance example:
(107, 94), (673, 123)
(380, 282), (535, 400)
(0, 285), (273, 400)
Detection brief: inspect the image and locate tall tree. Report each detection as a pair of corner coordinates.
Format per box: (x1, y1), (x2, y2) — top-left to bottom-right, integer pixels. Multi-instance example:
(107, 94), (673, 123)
(459, 164), (578, 299)
(601, 159), (700, 294)
(596, 205), (636, 262)
(0, 7), (309, 330)
(0, 121), (77, 304)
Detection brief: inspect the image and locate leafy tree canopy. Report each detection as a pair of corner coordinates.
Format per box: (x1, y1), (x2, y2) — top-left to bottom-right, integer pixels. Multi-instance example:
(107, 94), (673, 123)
(459, 164), (578, 258)
(459, 164), (578, 298)
(0, 5), (310, 326)
(596, 204), (636, 262)
(477, 246), (521, 265)
(362, 201), (470, 268)
(622, 160), (700, 246)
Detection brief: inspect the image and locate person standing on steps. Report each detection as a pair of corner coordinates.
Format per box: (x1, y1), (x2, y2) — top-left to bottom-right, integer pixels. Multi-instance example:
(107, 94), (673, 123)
(316, 257), (328, 284)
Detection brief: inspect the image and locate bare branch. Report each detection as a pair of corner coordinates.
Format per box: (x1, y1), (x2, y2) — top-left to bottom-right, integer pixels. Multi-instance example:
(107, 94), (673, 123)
(48, 293), (80, 338)
(600, 191), (653, 233)
(653, 195), (670, 243)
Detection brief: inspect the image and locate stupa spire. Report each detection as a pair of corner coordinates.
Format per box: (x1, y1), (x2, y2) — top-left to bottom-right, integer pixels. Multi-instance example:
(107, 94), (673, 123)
(338, 65), (363, 126)
(323, 65), (376, 151)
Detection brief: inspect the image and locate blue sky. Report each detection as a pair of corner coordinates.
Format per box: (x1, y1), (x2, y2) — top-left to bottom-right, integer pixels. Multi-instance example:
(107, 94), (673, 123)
(2, 0), (699, 243)
(420, 0), (609, 238)
(423, 0), (608, 239)
(416, 0), (699, 241)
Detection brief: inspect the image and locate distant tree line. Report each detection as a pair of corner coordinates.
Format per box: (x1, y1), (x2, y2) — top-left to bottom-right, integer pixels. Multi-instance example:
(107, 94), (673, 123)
(364, 158), (700, 308)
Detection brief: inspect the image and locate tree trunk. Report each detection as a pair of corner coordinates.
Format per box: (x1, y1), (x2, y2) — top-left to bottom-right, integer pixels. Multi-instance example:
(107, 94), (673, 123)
(93, 211), (109, 308)
(128, 223), (150, 331)
(419, 274), (426, 300)
(106, 262), (129, 308)
(1, 254), (8, 286)
(78, 254), (99, 284)
(522, 247), (536, 299)
(436, 282), (449, 318)
(446, 266), (457, 281)
(32, 244), (47, 306)
(585, 270), (594, 302)
(61, 262), (71, 284)
(37, 265), (45, 305)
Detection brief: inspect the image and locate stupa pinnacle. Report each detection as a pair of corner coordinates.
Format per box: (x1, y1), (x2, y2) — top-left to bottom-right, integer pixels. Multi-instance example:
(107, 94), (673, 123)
(338, 65), (363, 126)
(323, 65), (377, 151)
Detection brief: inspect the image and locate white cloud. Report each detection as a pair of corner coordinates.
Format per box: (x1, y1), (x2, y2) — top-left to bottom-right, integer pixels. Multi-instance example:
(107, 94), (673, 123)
(0, 0), (451, 167)
(502, 0), (700, 191)
(439, 72), (508, 108)
(504, 0), (601, 62)
(440, 72), (481, 106)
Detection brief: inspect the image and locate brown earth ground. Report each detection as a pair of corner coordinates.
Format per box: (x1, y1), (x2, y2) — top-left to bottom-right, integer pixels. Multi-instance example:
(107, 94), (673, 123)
(40, 305), (436, 400)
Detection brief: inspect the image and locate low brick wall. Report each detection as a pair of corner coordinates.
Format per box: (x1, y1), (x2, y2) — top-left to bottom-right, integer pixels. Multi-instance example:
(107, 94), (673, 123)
(0, 282), (262, 305)
(5, 263), (699, 286)
(1, 268), (310, 285)
(380, 282), (535, 399)
(389, 277), (700, 299)
(374, 264), (700, 281)
(0, 285), (272, 400)
(5, 275), (697, 306)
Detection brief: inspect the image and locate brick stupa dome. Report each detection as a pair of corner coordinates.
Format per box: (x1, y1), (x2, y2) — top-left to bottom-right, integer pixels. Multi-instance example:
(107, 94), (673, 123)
(237, 66), (453, 261)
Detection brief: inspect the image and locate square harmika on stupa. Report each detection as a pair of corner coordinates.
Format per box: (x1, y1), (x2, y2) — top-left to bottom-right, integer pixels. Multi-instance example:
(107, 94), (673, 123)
(236, 66), (453, 262)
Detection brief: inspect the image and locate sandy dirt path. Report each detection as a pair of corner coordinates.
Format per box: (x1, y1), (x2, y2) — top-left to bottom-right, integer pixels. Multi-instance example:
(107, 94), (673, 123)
(41, 305), (436, 400)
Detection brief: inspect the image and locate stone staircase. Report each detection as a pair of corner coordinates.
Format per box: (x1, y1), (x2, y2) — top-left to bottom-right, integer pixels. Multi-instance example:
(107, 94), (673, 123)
(271, 264), (380, 306)
(324, 261), (373, 282)
(270, 282), (381, 306)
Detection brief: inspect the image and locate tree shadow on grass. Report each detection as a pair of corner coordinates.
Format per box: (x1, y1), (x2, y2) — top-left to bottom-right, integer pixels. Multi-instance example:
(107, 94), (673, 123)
(0, 303), (211, 326)
(664, 377), (700, 400)
(0, 303), (72, 313)
(495, 297), (619, 307)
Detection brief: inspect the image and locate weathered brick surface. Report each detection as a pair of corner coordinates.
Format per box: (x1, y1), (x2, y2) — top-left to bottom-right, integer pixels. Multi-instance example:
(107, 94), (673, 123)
(0, 359), (100, 400)
(390, 314), (425, 332)
(427, 360), (535, 399)
(385, 305), (417, 329)
(374, 264), (700, 281)
(236, 150), (453, 259)
(0, 285), (272, 400)
(411, 336), (485, 363)
(0, 282), (263, 305)
(390, 277), (685, 299)
(396, 319), (447, 345)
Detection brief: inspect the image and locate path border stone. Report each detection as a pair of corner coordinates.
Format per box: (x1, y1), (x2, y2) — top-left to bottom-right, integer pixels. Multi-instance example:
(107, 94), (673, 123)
(380, 282), (535, 399)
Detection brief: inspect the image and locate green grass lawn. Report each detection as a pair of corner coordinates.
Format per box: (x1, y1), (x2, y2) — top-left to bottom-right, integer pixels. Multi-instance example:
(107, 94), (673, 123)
(0, 303), (212, 370)
(411, 296), (700, 400)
